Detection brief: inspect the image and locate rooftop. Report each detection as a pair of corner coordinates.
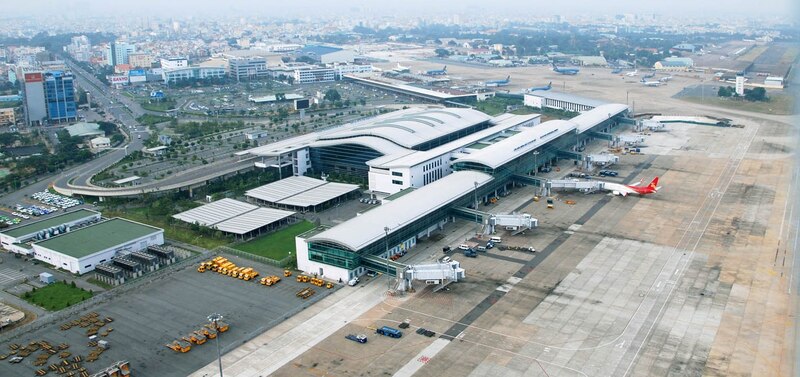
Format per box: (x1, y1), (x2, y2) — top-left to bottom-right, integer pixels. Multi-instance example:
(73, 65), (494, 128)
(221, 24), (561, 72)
(246, 176), (327, 203)
(34, 218), (162, 259)
(65, 122), (103, 138)
(172, 198), (257, 227)
(524, 91), (608, 108)
(2, 209), (100, 238)
(276, 182), (359, 208)
(307, 171), (493, 252)
(213, 208), (295, 235)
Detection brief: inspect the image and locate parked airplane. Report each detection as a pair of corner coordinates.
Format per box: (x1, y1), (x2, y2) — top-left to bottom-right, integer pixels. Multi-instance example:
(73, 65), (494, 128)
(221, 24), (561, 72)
(485, 75), (511, 87)
(393, 63), (410, 73)
(425, 66), (447, 76)
(625, 70), (639, 77)
(641, 79), (662, 87)
(643, 72), (656, 79)
(601, 177), (661, 196)
(552, 63), (580, 75)
(611, 67), (622, 74)
(659, 75), (673, 82)
(528, 82), (552, 92)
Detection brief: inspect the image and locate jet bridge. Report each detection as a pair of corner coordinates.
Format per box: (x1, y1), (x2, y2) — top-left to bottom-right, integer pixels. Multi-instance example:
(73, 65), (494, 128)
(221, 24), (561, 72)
(488, 213), (538, 234)
(399, 261), (466, 292)
(542, 179), (604, 196)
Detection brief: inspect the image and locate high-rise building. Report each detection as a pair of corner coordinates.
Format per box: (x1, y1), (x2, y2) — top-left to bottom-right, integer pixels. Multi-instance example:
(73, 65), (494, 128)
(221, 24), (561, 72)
(128, 53), (153, 68)
(160, 57), (188, 70)
(43, 71), (76, 123)
(66, 35), (91, 62)
(21, 70), (47, 126)
(228, 57), (268, 81)
(105, 42), (136, 66)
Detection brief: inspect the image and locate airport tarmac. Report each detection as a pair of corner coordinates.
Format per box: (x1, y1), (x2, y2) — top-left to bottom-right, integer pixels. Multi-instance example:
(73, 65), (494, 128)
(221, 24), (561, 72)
(0, 254), (335, 377)
(191, 73), (796, 375)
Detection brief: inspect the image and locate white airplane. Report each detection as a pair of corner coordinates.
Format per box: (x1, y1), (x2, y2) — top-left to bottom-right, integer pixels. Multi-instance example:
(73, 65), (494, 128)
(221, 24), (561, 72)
(625, 70), (639, 77)
(659, 75), (673, 82)
(641, 79), (662, 87)
(600, 177), (661, 197)
(393, 63), (410, 73)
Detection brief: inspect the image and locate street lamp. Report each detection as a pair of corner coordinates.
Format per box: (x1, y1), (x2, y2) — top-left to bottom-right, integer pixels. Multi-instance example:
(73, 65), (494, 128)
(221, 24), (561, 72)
(533, 151), (540, 175)
(207, 313), (224, 377)
(473, 181), (479, 237)
(384, 226), (391, 290)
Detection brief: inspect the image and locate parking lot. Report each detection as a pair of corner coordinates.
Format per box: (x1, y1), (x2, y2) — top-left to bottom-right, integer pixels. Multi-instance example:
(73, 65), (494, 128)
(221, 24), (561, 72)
(0, 254), (336, 377)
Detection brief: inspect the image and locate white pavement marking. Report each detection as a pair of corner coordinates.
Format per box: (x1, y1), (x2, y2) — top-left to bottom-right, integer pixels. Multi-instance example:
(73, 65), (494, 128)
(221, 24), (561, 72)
(0, 268), (26, 286)
(189, 281), (386, 377)
(393, 338), (451, 377)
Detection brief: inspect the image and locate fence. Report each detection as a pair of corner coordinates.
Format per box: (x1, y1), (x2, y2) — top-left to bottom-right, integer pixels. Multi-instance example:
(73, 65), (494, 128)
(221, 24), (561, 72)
(216, 246), (293, 268)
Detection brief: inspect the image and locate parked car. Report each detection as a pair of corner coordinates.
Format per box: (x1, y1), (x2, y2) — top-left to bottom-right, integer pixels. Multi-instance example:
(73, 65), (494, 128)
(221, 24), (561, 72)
(458, 244), (470, 250)
(348, 277), (360, 286)
(442, 246), (451, 253)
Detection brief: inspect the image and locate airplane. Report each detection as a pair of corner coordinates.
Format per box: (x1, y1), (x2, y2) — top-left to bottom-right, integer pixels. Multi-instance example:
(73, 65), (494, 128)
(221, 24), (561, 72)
(611, 67), (622, 74)
(528, 82), (552, 92)
(600, 177), (661, 197)
(640, 78), (662, 87)
(485, 75), (511, 87)
(425, 66), (447, 76)
(552, 63), (579, 75)
(642, 72), (655, 79)
(393, 63), (410, 73)
(659, 75), (673, 82)
(625, 70), (639, 77)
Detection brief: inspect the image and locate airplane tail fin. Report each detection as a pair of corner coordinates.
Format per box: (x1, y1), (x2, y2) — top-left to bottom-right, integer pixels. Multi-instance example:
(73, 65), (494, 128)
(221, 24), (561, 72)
(506, 75), (510, 81)
(443, 65), (447, 71)
(648, 177), (659, 190)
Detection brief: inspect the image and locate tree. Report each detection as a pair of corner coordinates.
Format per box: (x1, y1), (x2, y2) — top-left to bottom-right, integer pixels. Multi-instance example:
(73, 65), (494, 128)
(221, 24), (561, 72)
(435, 48), (451, 58)
(744, 87), (767, 102)
(717, 86), (731, 97)
(324, 89), (341, 102)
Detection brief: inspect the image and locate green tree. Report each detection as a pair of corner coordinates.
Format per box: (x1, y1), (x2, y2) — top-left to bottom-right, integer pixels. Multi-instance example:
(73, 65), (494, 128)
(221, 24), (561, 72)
(744, 87), (767, 102)
(435, 48), (451, 57)
(717, 86), (731, 97)
(324, 89), (341, 102)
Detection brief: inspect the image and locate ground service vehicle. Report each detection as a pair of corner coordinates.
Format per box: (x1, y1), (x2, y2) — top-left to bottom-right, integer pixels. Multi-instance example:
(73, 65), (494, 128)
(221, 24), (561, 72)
(345, 334), (368, 343)
(284, 270), (292, 277)
(464, 249), (477, 258)
(376, 326), (403, 338)
(297, 275), (310, 283)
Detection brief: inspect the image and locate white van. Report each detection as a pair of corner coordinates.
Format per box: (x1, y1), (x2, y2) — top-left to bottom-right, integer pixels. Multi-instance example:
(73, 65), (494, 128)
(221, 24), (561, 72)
(490, 236), (502, 243)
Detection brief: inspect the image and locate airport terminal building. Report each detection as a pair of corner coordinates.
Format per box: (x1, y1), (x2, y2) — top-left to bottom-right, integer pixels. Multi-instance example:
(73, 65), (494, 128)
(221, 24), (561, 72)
(286, 104), (631, 282)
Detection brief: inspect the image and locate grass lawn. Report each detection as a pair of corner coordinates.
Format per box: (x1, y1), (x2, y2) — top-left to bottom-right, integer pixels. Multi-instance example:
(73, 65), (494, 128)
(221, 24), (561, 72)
(103, 206), (230, 250)
(474, 97), (523, 115)
(24, 282), (92, 311)
(680, 94), (795, 115)
(233, 221), (316, 260)
(141, 101), (176, 112)
(136, 114), (173, 125)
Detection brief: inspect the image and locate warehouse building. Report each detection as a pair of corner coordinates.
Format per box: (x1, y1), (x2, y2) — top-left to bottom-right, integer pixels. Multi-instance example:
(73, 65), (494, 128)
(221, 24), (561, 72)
(0, 209), (102, 254)
(245, 176), (360, 212)
(296, 45), (355, 64)
(172, 198), (296, 239)
(31, 218), (164, 275)
(654, 57), (694, 71)
(523, 91), (608, 112)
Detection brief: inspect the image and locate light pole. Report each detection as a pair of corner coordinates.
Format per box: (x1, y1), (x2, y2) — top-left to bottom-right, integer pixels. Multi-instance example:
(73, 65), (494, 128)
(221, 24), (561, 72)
(473, 181), (479, 237)
(384, 226), (391, 290)
(208, 313), (224, 377)
(533, 151), (539, 175)
(626, 90), (629, 106)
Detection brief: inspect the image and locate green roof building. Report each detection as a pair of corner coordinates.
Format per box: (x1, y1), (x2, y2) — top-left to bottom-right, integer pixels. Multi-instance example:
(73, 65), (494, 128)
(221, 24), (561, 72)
(31, 218), (164, 275)
(1, 209), (101, 251)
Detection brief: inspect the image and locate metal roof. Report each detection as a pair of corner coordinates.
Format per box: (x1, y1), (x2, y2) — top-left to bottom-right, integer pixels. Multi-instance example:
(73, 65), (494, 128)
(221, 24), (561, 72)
(571, 104), (629, 133)
(525, 91), (608, 108)
(276, 182), (360, 208)
(307, 171), (493, 251)
(245, 176), (327, 203)
(309, 136), (411, 155)
(213, 208), (295, 235)
(33, 218), (162, 259)
(320, 108), (490, 149)
(454, 120), (576, 169)
(172, 198), (257, 226)
(367, 113), (540, 169)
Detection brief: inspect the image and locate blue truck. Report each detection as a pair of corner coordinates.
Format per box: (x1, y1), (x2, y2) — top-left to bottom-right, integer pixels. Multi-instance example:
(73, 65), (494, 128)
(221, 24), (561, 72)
(376, 326), (403, 338)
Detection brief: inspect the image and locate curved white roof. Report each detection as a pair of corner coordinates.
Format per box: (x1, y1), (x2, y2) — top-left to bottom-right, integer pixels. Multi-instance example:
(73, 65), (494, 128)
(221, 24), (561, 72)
(308, 171), (493, 251)
(309, 136), (411, 155)
(319, 108), (491, 149)
(455, 120), (576, 169)
(572, 104), (629, 133)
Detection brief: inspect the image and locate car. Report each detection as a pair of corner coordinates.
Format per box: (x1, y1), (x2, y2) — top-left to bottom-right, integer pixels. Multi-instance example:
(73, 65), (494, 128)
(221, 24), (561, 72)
(476, 246), (487, 252)
(458, 244), (470, 250)
(442, 246), (451, 253)
(9, 356), (23, 363)
(441, 256), (452, 263)
(348, 277), (360, 286)
(345, 334), (368, 343)
(366, 270), (377, 277)
(464, 249), (477, 258)
(486, 242), (494, 249)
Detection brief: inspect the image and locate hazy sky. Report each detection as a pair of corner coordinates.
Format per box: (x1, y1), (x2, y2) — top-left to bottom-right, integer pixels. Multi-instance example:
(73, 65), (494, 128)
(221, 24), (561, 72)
(3, 0), (797, 19)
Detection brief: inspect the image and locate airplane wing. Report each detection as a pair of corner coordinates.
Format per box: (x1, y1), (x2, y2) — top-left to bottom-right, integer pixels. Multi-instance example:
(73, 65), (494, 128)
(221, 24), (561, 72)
(628, 179), (644, 187)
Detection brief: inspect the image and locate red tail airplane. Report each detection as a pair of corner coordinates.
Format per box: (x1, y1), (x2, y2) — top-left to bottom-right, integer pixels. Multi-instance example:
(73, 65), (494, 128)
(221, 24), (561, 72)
(601, 177), (661, 196)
